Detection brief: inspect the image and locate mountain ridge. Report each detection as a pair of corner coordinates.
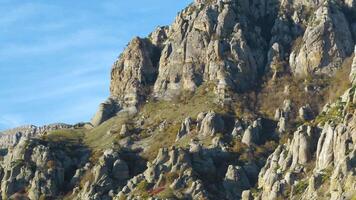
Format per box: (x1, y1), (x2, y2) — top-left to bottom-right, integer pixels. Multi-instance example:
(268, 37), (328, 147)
(0, 0), (355, 199)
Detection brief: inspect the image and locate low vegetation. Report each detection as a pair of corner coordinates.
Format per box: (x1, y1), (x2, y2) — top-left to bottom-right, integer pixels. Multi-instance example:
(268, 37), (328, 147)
(294, 180), (308, 195)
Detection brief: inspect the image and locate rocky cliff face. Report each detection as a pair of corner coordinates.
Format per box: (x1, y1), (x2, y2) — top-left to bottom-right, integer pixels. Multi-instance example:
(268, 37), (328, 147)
(257, 85), (356, 200)
(1, 0), (356, 199)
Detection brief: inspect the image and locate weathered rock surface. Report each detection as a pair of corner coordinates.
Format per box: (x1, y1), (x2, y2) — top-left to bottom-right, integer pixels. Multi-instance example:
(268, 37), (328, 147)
(242, 119), (262, 146)
(257, 85), (356, 200)
(91, 97), (121, 127)
(290, 2), (354, 76)
(299, 104), (314, 121)
(0, 124), (74, 149)
(110, 37), (160, 107)
(72, 149), (130, 200)
(350, 46), (356, 84)
(199, 111), (224, 137)
(176, 117), (193, 141)
(2, 0), (356, 199)
(0, 138), (89, 200)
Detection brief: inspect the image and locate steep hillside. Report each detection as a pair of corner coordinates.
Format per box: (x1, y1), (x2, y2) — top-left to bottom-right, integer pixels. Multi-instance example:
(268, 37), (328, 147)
(0, 0), (355, 199)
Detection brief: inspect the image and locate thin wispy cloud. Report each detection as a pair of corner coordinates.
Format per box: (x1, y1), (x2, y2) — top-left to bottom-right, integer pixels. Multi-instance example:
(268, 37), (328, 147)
(0, 29), (119, 57)
(0, 114), (24, 130)
(7, 80), (107, 103)
(0, 3), (50, 25)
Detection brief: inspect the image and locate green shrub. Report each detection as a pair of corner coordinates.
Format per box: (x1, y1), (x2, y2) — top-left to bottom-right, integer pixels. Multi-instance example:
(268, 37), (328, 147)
(135, 180), (151, 198)
(166, 172), (180, 184)
(156, 188), (177, 199)
(294, 180), (308, 194)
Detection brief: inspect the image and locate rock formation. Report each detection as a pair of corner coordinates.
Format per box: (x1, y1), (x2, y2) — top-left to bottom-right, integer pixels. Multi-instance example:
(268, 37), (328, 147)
(1, 0), (356, 199)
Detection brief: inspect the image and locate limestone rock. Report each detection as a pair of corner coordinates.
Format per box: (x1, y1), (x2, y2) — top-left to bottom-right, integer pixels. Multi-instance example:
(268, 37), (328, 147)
(74, 149), (130, 200)
(151, 1), (266, 100)
(350, 46), (356, 85)
(0, 124), (73, 148)
(91, 97), (121, 127)
(0, 139), (89, 200)
(224, 165), (251, 200)
(299, 104), (314, 121)
(290, 3), (354, 76)
(119, 124), (130, 137)
(110, 37), (160, 107)
(231, 119), (244, 138)
(199, 111), (224, 137)
(176, 117), (193, 141)
(242, 119), (262, 146)
(241, 190), (253, 200)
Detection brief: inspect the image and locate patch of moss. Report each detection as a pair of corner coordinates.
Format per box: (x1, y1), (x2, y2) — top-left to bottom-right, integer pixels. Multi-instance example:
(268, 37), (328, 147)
(134, 180), (152, 199)
(314, 99), (344, 125)
(156, 187), (177, 199)
(294, 180), (308, 195)
(43, 128), (85, 145)
(320, 168), (333, 184)
(11, 159), (25, 167)
(165, 172), (180, 184)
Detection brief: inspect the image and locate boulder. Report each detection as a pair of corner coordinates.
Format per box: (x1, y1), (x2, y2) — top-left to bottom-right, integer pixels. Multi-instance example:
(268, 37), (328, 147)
(223, 165), (251, 199)
(91, 98), (121, 127)
(199, 112), (224, 137)
(231, 119), (244, 137)
(299, 104), (314, 121)
(119, 124), (130, 137)
(176, 117), (193, 141)
(242, 119), (262, 146)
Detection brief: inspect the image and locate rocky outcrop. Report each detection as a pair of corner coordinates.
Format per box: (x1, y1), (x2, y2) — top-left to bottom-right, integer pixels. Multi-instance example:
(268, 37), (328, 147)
(72, 149), (130, 200)
(350, 46), (356, 84)
(147, 0), (272, 99)
(223, 165), (251, 199)
(2, 0), (356, 199)
(290, 2), (354, 76)
(231, 119), (244, 138)
(275, 99), (292, 134)
(91, 98), (121, 127)
(0, 124), (74, 149)
(198, 112), (224, 137)
(117, 147), (208, 200)
(242, 119), (262, 146)
(110, 37), (160, 107)
(256, 85), (356, 200)
(0, 138), (89, 200)
(299, 104), (314, 121)
(176, 117), (193, 141)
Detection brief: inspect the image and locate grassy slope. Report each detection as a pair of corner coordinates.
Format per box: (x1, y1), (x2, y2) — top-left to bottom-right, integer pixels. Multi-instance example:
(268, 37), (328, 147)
(42, 54), (354, 170)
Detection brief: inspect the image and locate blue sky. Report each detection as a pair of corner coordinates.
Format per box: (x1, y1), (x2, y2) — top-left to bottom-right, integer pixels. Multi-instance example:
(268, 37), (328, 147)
(0, 0), (192, 131)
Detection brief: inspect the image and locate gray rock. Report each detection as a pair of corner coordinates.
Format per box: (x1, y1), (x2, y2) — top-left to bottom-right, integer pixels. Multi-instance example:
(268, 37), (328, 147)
(241, 190), (253, 200)
(290, 3), (354, 76)
(199, 111), (224, 137)
(91, 97), (121, 127)
(119, 124), (130, 137)
(231, 119), (244, 137)
(111, 37), (159, 107)
(242, 119), (262, 146)
(350, 46), (356, 85)
(299, 104), (314, 121)
(176, 117), (193, 141)
(223, 165), (251, 199)
(0, 124), (74, 148)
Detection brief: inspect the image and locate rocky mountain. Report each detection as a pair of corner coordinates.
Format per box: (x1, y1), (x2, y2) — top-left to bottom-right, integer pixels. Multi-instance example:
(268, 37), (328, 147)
(1, 0), (355, 199)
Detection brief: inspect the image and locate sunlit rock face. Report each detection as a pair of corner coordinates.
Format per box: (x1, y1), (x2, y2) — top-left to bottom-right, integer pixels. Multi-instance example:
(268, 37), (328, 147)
(1, 0), (356, 199)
